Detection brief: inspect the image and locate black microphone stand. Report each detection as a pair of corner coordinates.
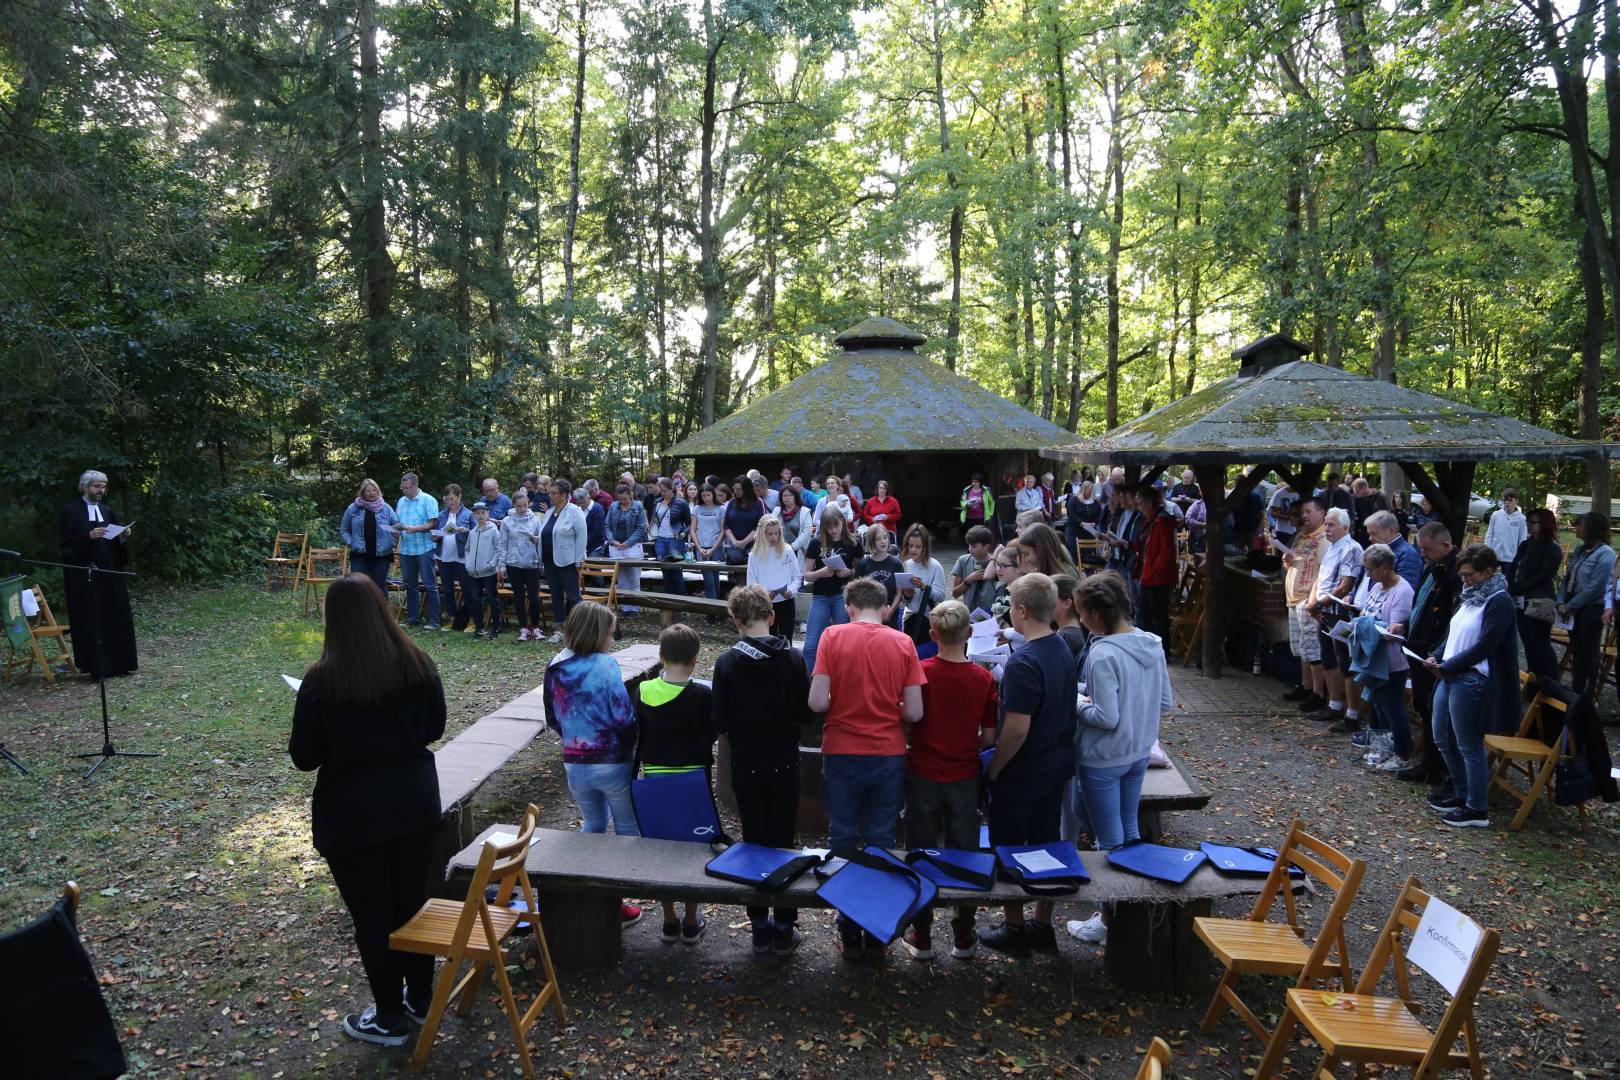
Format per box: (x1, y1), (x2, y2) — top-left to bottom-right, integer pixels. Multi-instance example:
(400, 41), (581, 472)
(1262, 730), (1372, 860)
(0, 549), (158, 778)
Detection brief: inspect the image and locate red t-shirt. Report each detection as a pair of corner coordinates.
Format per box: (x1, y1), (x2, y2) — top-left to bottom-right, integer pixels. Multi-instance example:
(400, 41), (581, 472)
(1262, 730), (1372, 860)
(813, 620), (926, 756)
(909, 656), (999, 782)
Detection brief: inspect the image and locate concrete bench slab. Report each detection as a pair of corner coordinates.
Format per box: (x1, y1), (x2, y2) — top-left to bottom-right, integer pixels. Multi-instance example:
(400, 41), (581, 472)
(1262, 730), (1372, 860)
(447, 826), (1294, 990)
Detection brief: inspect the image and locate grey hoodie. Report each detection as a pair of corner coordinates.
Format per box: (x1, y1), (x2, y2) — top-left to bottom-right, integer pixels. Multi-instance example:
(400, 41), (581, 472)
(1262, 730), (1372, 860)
(1077, 628), (1171, 769)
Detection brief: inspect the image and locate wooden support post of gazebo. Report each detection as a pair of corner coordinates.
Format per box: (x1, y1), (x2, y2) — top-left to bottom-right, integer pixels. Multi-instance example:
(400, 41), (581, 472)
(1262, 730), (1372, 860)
(1041, 333), (1618, 678)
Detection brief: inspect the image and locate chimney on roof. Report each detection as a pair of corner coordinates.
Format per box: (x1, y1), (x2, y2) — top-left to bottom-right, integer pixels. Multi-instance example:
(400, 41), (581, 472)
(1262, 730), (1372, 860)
(1232, 333), (1311, 378)
(835, 316), (928, 353)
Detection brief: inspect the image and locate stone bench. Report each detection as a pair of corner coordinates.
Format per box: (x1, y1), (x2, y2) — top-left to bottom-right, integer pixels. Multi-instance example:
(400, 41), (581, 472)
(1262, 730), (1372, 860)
(447, 826), (1297, 991)
(426, 645), (663, 895)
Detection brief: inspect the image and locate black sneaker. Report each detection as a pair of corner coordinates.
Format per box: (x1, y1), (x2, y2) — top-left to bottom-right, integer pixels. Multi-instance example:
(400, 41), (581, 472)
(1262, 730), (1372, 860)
(1441, 806), (1490, 829)
(1297, 694), (1327, 713)
(977, 921), (1032, 957)
(752, 919), (774, 954)
(1397, 762), (1436, 783)
(1327, 717), (1361, 734)
(342, 1005), (410, 1047)
(472, 629), (486, 639)
(1282, 685), (1311, 702)
(1026, 920), (1058, 954)
(680, 917), (707, 945)
(772, 923), (802, 956)
(661, 920), (681, 945)
(403, 993), (431, 1027)
(1306, 709), (1342, 723)
(1427, 789), (1462, 813)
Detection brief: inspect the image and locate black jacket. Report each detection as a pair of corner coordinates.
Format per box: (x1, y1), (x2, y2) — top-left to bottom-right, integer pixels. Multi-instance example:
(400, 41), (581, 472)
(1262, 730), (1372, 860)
(635, 680), (715, 770)
(1431, 589), (1521, 735)
(289, 675), (446, 856)
(1510, 537), (1562, 600)
(1407, 549), (1461, 656)
(712, 635), (815, 778)
(1531, 677), (1620, 803)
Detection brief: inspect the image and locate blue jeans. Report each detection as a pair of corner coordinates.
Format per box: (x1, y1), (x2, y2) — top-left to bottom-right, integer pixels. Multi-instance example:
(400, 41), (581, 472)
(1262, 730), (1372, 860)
(437, 560), (467, 628)
(1077, 757), (1149, 851)
(399, 552), (440, 626)
(1369, 676), (1413, 758)
(803, 593), (849, 676)
(564, 762), (640, 836)
(1431, 669), (1492, 812)
(820, 753), (905, 854)
(655, 536), (686, 593)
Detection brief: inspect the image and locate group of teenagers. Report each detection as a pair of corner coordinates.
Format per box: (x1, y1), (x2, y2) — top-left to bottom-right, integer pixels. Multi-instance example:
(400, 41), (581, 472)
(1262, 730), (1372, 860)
(286, 549), (1173, 1048)
(1274, 482), (1620, 830)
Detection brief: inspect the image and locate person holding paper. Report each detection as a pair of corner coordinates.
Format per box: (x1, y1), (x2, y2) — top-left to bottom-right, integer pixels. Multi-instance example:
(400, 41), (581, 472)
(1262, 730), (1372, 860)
(898, 524), (946, 641)
(393, 472), (441, 630)
(1281, 497), (1327, 711)
(500, 487), (543, 640)
(1307, 507), (1364, 727)
(538, 478), (589, 640)
(1063, 479), (1104, 566)
(802, 507), (862, 675)
(978, 574), (1077, 958)
(1064, 571), (1171, 946)
(339, 477), (398, 595)
(855, 523), (905, 627)
(57, 468), (138, 676)
(950, 525), (999, 613)
(605, 483), (648, 608)
(746, 515), (802, 643)
(432, 484), (474, 631)
(288, 574), (445, 1047)
(1395, 521), (1462, 785)
(1129, 486), (1177, 652)
(1352, 544), (1415, 770)
(860, 479), (902, 538)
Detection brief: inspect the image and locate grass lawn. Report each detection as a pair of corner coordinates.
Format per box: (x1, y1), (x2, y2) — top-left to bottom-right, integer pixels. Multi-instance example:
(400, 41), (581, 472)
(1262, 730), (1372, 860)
(4, 579), (1619, 1078)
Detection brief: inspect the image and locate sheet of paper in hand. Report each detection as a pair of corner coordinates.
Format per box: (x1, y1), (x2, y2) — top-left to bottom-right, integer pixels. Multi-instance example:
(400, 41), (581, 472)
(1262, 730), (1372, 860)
(281, 674), (302, 692)
(821, 553), (848, 572)
(1407, 896), (1484, 995)
(969, 616), (1000, 640)
(1326, 621), (1355, 645)
(893, 572), (915, 590)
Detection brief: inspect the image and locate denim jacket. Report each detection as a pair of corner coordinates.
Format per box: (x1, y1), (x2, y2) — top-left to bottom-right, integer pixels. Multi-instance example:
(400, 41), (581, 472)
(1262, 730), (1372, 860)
(340, 502), (398, 557)
(1560, 542), (1617, 611)
(434, 506), (473, 559)
(605, 501), (647, 547)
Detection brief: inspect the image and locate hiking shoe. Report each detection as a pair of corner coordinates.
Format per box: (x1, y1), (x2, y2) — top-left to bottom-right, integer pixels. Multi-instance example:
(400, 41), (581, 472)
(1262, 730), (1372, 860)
(1282, 685), (1311, 702)
(950, 923), (977, 959)
(1441, 806), (1490, 829)
(1065, 913), (1108, 944)
(1327, 717), (1361, 734)
(342, 1006), (409, 1047)
(1297, 694), (1327, 712)
(837, 922), (865, 961)
(621, 903), (643, 926)
(681, 917), (707, 945)
(751, 919), (774, 953)
(900, 926), (933, 962)
(772, 923), (801, 956)
(403, 993), (431, 1027)
(661, 920), (681, 945)
(1376, 754), (1410, 772)
(1026, 920), (1058, 954)
(977, 921), (1032, 957)
(1427, 790), (1462, 813)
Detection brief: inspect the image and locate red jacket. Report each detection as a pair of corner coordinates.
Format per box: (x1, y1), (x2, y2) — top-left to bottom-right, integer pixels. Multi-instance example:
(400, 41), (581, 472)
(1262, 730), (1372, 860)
(862, 495), (902, 535)
(1132, 510), (1177, 587)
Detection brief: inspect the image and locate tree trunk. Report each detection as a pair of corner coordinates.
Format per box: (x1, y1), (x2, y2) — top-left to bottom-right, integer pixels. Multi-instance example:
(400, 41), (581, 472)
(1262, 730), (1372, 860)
(1186, 189), (1200, 395)
(1579, 157), (1614, 515)
(1104, 53), (1125, 428)
(930, 0), (963, 372)
(357, 0), (395, 477)
(698, 1), (724, 428)
(558, 0), (588, 466)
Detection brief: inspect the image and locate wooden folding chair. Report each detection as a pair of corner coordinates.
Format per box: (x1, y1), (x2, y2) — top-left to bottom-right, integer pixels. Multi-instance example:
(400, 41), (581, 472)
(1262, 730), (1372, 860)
(385, 553), (407, 621)
(1255, 876), (1498, 1080)
(265, 531), (308, 590)
(579, 558), (621, 618)
(1133, 1036), (1172, 1080)
(390, 805), (564, 1078)
(1485, 690), (1588, 832)
(299, 547), (349, 616)
(1195, 819), (1365, 1044)
(3, 585), (79, 684)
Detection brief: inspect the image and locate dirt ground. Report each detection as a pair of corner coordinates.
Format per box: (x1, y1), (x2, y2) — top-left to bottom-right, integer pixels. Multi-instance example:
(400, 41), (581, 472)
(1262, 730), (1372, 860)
(3, 583), (1617, 1078)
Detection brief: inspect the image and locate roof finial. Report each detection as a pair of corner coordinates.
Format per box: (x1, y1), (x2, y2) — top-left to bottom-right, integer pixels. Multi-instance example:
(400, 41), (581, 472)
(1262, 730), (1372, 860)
(835, 316), (928, 352)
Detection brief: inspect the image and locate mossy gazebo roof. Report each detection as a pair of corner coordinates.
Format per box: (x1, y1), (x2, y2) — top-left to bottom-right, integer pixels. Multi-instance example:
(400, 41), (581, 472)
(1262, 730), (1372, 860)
(1041, 346), (1620, 466)
(664, 317), (1073, 458)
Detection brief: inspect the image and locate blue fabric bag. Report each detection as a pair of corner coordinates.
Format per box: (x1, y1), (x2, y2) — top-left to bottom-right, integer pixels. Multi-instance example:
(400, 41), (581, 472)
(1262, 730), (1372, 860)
(1199, 843), (1304, 878)
(631, 769), (727, 844)
(995, 842), (1090, 895)
(815, 848), (937, 944)
(1106, 840), (1208, 884)
(705, 842), (823, 891)
(904, 848), (997, 891)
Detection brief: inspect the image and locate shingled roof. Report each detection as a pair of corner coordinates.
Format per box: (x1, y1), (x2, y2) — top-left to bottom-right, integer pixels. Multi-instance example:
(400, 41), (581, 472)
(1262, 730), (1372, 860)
(1042, 357), (1620, 465)
(664, 318), (1072, 458)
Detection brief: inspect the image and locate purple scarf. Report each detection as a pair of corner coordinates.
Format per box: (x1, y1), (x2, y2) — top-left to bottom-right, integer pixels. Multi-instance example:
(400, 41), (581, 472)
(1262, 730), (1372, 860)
(354, 493), (387, 513)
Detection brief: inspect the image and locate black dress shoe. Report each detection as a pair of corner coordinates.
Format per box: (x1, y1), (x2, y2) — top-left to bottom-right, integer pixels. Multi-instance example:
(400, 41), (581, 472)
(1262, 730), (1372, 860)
(1327, 717), (1361, 734)
(1396, 763), (1435, 783)
(1297, 695), (1326, 713)
(1282, 686), (1311, 702)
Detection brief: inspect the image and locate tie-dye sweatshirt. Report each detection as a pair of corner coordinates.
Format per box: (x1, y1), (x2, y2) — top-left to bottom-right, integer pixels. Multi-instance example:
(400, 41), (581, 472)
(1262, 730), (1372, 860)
(542, 649), (636, 764)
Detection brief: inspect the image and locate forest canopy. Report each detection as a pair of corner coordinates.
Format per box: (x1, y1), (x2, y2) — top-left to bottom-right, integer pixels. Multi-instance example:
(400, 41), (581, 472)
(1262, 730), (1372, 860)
(3, 0), (1617, 576)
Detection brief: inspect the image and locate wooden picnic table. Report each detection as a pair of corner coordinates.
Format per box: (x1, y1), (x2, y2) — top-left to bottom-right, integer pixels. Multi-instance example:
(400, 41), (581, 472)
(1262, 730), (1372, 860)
(446, 826), (1299, 990)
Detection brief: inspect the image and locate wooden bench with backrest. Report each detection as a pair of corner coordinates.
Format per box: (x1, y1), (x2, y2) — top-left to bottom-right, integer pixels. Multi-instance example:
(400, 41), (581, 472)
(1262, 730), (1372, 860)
(1255, 875), (1499, 1080)
(1195, 819), (1366, 1044)
(447, 826), (1301, 992)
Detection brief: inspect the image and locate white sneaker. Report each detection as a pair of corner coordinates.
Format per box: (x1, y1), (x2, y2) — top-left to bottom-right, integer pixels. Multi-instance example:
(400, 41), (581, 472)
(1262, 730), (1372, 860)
(1065, 913), (1107, 944)
(547, 631), (563, 644)
(1376, 754), (1409, 772)
(1363, 750), (1388, 767)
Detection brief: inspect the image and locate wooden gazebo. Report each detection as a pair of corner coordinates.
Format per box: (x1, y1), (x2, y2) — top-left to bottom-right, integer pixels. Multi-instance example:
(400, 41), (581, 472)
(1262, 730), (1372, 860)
(1041, 334), (1620, 676)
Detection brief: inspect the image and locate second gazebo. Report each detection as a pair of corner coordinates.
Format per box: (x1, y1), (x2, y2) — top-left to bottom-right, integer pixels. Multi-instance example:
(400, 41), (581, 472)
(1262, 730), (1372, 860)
(1042, 333), (1619, 676)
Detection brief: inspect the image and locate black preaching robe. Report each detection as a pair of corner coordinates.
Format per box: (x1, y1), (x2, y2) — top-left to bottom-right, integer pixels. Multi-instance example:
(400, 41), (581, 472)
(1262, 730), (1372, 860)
(57, 498), (138, 677)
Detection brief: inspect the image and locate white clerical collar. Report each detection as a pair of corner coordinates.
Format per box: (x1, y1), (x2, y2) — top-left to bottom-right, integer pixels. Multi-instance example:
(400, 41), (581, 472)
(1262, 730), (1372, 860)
(84, 498), (103, 522)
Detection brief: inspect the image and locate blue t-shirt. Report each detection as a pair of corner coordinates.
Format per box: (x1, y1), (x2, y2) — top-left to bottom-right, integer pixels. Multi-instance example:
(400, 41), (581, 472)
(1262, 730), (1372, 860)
(997, 633), (1078, 781)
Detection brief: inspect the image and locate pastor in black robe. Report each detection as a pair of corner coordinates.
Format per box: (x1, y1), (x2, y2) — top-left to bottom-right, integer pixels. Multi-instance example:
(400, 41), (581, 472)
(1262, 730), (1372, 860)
(57, 498), (138, 677)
